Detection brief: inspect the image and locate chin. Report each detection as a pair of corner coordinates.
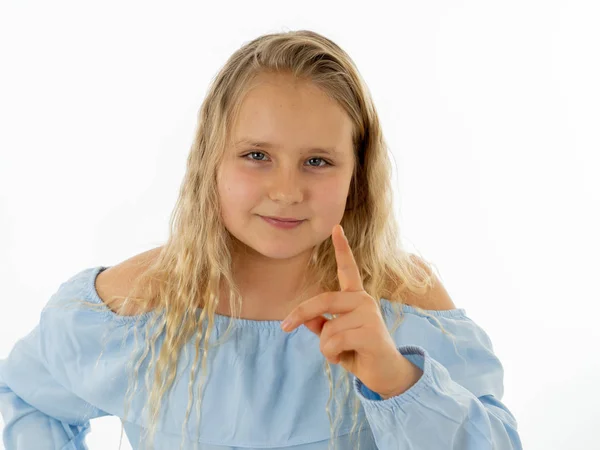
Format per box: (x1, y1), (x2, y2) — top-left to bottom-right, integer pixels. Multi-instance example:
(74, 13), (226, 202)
(250, 244), (308, 260)
(242, 235), (315, 261)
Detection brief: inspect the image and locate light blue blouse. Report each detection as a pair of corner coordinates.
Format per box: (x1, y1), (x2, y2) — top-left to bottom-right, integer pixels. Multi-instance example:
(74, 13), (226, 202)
(0, 266), (522, 449)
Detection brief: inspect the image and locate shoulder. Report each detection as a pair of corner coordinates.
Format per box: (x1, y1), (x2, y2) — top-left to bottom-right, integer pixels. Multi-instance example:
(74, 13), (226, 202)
(400, 254), (457, 311)
(94, 246), (163, 316)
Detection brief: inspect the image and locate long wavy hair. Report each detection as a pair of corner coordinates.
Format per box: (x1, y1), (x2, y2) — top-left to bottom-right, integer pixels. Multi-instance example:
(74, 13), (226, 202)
(65, 29), (458, 450)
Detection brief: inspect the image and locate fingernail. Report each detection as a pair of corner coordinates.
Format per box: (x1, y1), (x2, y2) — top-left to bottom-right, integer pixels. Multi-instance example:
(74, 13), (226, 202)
(281, 318), (292, 331)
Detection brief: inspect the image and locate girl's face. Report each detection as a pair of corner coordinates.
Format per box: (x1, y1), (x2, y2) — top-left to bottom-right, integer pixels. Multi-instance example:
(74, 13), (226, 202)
(217, 71), (356, 261)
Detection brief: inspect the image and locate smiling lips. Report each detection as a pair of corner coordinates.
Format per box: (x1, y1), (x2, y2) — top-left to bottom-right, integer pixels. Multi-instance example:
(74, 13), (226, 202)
(260, 216), (305, 229)
(263, 215), (304, 222)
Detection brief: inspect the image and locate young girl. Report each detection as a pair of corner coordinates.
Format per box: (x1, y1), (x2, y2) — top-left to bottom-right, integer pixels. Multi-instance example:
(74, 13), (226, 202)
(0, 30), (522, 450)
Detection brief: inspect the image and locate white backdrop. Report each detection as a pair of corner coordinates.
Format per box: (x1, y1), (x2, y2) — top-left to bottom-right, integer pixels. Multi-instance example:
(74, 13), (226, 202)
(1, 1), (598, 449)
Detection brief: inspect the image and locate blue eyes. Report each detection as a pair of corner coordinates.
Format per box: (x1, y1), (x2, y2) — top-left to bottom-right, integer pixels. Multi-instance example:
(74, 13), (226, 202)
(242, 151), (332, 168)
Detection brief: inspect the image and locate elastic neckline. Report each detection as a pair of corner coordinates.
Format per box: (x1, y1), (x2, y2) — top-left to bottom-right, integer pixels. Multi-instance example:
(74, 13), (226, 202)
(85, 265), (467, 329)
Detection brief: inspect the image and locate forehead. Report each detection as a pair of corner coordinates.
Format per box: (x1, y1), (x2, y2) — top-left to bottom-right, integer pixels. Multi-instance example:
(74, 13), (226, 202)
(231, 73), (354, 153)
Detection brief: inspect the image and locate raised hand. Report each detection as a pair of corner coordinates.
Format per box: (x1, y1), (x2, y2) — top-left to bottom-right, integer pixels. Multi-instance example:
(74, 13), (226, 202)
(281, 224), (423, 399)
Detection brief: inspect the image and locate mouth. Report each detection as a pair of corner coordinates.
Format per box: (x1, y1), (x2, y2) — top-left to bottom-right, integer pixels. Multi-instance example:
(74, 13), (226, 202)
(259, 215), (305, 228)
(262, 216), (305, 222)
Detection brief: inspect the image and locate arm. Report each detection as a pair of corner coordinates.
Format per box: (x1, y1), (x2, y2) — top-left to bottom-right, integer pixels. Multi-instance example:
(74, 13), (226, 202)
(0, 325), (108, 449)
(354, 344), (522, 449)
(355, 260), (522, 449)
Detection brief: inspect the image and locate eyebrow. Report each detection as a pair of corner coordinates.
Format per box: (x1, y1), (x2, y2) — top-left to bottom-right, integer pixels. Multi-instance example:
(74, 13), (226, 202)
(234, 138), (340, 155)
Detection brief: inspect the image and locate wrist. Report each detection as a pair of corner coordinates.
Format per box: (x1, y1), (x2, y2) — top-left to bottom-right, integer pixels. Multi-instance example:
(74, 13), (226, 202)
(379, 354), (424, 400)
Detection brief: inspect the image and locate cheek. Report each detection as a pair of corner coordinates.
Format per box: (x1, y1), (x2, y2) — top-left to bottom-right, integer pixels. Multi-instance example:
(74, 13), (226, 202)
(323, 176), (351, 203)
(218, 166), (260, 209)
(311, 177), (351, 215)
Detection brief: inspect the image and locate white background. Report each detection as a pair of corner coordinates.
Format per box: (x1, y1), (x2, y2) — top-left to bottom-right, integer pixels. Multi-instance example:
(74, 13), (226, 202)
(1, 1), (598, 449)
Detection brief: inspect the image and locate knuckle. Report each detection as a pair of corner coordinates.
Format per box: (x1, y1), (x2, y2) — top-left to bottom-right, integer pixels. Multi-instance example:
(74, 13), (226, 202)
(359, 301), (375, 314)
(320, 340), (329, 354)
(332, 334), (342, 351)
(325, 292), (336, 308)
(364, 294), (379, 309)
(323, 335), (338, 355)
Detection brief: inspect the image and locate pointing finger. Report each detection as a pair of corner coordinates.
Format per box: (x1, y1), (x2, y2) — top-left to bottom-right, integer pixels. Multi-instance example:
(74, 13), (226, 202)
(333, 224), (363, 292)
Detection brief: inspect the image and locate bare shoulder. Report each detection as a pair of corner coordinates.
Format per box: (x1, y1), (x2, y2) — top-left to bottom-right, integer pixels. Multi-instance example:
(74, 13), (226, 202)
(95, 246), (163, 316)
(401, 254), (458, 311)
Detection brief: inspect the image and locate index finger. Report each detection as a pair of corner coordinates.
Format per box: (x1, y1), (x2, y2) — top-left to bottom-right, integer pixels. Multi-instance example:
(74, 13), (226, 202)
(333, 224), (364, 292)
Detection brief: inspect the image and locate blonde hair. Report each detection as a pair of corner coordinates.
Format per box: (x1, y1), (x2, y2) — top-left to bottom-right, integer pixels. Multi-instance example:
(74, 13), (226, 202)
(61, 29), (461, 450)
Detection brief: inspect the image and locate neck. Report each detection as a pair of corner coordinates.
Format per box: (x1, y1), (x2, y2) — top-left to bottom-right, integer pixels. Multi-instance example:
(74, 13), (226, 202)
(217, 241), (323, 320)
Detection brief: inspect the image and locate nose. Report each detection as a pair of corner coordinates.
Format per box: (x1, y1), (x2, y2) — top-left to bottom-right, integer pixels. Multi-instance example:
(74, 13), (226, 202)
(268, 167), (304, 205)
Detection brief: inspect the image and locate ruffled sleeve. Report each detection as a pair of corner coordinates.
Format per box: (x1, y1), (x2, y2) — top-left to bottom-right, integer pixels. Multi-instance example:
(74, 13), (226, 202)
(352, 305), (523, 449)
(35, 267), (168, 428)
(0, 323), (108, 449)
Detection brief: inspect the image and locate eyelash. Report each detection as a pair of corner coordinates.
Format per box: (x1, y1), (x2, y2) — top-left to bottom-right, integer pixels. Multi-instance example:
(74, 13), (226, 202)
(241, 151), (333, 168)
